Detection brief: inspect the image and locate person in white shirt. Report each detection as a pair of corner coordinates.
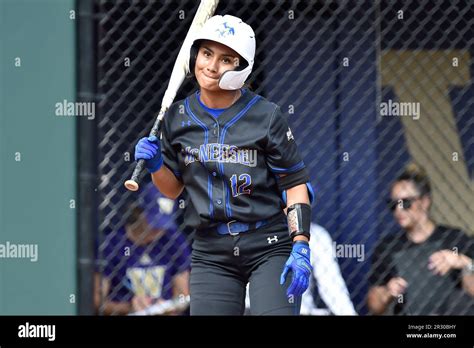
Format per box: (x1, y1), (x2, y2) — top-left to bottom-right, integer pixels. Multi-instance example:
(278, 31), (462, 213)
(245, 222), (357, 315)
(300, 223), (357, 315)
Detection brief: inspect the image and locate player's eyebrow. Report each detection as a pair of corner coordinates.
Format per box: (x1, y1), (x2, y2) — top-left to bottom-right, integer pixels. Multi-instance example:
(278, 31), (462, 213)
(202, 46), (235, 58)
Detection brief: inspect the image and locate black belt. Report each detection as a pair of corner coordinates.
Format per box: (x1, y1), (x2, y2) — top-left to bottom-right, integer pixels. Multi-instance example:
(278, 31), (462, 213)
(205, 213), (285, 236)
(215, 219), (268, 236)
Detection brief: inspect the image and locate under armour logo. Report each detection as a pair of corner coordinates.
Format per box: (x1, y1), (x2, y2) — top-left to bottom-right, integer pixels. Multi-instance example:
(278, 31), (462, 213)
(287, 128), (294, 141)
(267, 236), (278, 244)
(301, 248), (308, 255)
(181, 120), (191, 127)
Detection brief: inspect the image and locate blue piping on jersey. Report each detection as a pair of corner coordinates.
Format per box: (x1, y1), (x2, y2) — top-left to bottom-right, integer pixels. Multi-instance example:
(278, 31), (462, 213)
(185, 98), (214, 219)
(219, 95), (262, 218)
(185, 98), (209, 144)
(268, 161), (305, 174)
(306, 181), (315, 204)
(207, 174), (214, 219)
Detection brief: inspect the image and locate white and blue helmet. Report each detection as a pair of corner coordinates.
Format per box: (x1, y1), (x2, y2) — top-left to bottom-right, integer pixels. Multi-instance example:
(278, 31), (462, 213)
(190, 15), (256, 90)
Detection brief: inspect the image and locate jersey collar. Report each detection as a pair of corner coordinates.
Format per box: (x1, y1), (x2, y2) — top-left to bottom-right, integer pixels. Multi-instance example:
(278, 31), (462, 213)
(189, 88), (256, 125)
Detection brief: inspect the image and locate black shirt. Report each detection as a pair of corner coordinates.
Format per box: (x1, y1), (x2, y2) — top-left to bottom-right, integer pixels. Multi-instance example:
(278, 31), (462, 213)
(369, 225), (474, 315)
(160, 89), (305, 230)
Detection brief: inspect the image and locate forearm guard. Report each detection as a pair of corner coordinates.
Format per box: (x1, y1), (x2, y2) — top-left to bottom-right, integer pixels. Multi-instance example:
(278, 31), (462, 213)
(286, 203), (311, 241)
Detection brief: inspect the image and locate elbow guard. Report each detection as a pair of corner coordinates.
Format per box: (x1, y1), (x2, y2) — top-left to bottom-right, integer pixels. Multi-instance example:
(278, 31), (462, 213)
(277, 167), (310, 192)
(287, 203), (312, 241)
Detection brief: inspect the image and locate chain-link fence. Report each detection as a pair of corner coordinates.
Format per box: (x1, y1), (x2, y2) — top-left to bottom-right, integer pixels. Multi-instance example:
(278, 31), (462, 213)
(87, 0), (474, 315)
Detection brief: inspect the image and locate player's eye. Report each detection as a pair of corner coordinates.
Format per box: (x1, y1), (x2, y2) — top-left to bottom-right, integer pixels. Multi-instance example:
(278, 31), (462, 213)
(222, 58), (231, 64)
(203, 50), (211, 57)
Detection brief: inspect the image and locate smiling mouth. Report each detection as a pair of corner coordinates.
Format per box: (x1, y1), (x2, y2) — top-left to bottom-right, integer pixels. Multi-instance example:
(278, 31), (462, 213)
(202, 72), (219, 80)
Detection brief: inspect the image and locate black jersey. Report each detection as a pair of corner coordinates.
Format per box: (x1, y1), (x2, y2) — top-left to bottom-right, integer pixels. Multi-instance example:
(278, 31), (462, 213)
(369, 225), (474, 315)
(160, 88), (306, 230)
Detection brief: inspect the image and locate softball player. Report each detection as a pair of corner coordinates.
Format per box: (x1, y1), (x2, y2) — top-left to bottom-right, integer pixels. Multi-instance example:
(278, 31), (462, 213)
(134, 15), (314, 315)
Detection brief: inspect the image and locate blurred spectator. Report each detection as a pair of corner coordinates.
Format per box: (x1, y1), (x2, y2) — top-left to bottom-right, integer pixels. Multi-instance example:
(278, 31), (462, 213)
(245, 222), (357, 315)
(94, 182), (191, 315)
(368, 164), (474, 315)
(300, 223), (357, 315)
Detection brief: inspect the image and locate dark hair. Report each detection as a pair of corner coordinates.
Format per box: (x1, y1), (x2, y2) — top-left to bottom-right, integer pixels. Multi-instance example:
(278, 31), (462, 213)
(126, 205), (144, 226)
(394, 163), (431, 197)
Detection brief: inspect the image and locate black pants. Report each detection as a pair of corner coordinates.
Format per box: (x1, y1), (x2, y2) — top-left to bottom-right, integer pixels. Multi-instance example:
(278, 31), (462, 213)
(190, 219), (301, 315)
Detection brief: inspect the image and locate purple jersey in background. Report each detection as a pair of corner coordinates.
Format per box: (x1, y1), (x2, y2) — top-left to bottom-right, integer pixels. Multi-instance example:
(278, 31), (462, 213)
(99, 182), (191, 303)
(102, 227), (191, 302)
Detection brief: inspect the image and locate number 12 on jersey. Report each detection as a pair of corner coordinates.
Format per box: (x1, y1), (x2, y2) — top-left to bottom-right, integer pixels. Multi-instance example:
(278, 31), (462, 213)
(230, 174), (252, 197)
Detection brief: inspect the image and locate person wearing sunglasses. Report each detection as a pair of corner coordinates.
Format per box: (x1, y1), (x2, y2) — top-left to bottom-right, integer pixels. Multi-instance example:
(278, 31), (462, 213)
(367, 164), (474, 315)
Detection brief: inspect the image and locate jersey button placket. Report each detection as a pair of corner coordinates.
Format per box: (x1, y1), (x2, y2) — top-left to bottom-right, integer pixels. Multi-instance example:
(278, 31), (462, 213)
(209, 119), (225, 217)
(215, 122), (227, 218)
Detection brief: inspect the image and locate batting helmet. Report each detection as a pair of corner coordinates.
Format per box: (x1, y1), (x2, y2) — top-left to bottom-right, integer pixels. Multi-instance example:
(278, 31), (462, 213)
(189, 15), (256, 90)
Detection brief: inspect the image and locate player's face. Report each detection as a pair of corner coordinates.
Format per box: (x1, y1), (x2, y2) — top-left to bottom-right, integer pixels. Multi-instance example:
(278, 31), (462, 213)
(390, 180), (429, 230)
(195, 40), (240, 92)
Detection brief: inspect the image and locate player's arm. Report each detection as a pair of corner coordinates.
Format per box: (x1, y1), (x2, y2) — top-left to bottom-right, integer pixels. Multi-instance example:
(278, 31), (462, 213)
(94, 273), (132, 315)
(264, 106), (314, 297)
(264, 105), (313, 242)
(278, 176), (313, 297)
(151, 165), (184, 199)
(172, 270), (190, 298)
(284, 183), (310, 243)
(134, 135), (184, 199)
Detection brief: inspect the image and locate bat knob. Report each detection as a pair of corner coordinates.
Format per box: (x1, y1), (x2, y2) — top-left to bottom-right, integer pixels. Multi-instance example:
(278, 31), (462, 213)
(124, 180), (139, 191)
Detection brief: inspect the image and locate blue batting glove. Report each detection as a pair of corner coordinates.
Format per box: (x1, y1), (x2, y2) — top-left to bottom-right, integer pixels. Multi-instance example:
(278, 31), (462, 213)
(134, 135), (163, 173)
(280, 241), (312, 297)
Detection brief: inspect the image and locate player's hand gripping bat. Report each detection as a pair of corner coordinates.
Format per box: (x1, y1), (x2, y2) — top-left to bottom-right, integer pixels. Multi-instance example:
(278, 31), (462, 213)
(124, 0), (219, 191)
